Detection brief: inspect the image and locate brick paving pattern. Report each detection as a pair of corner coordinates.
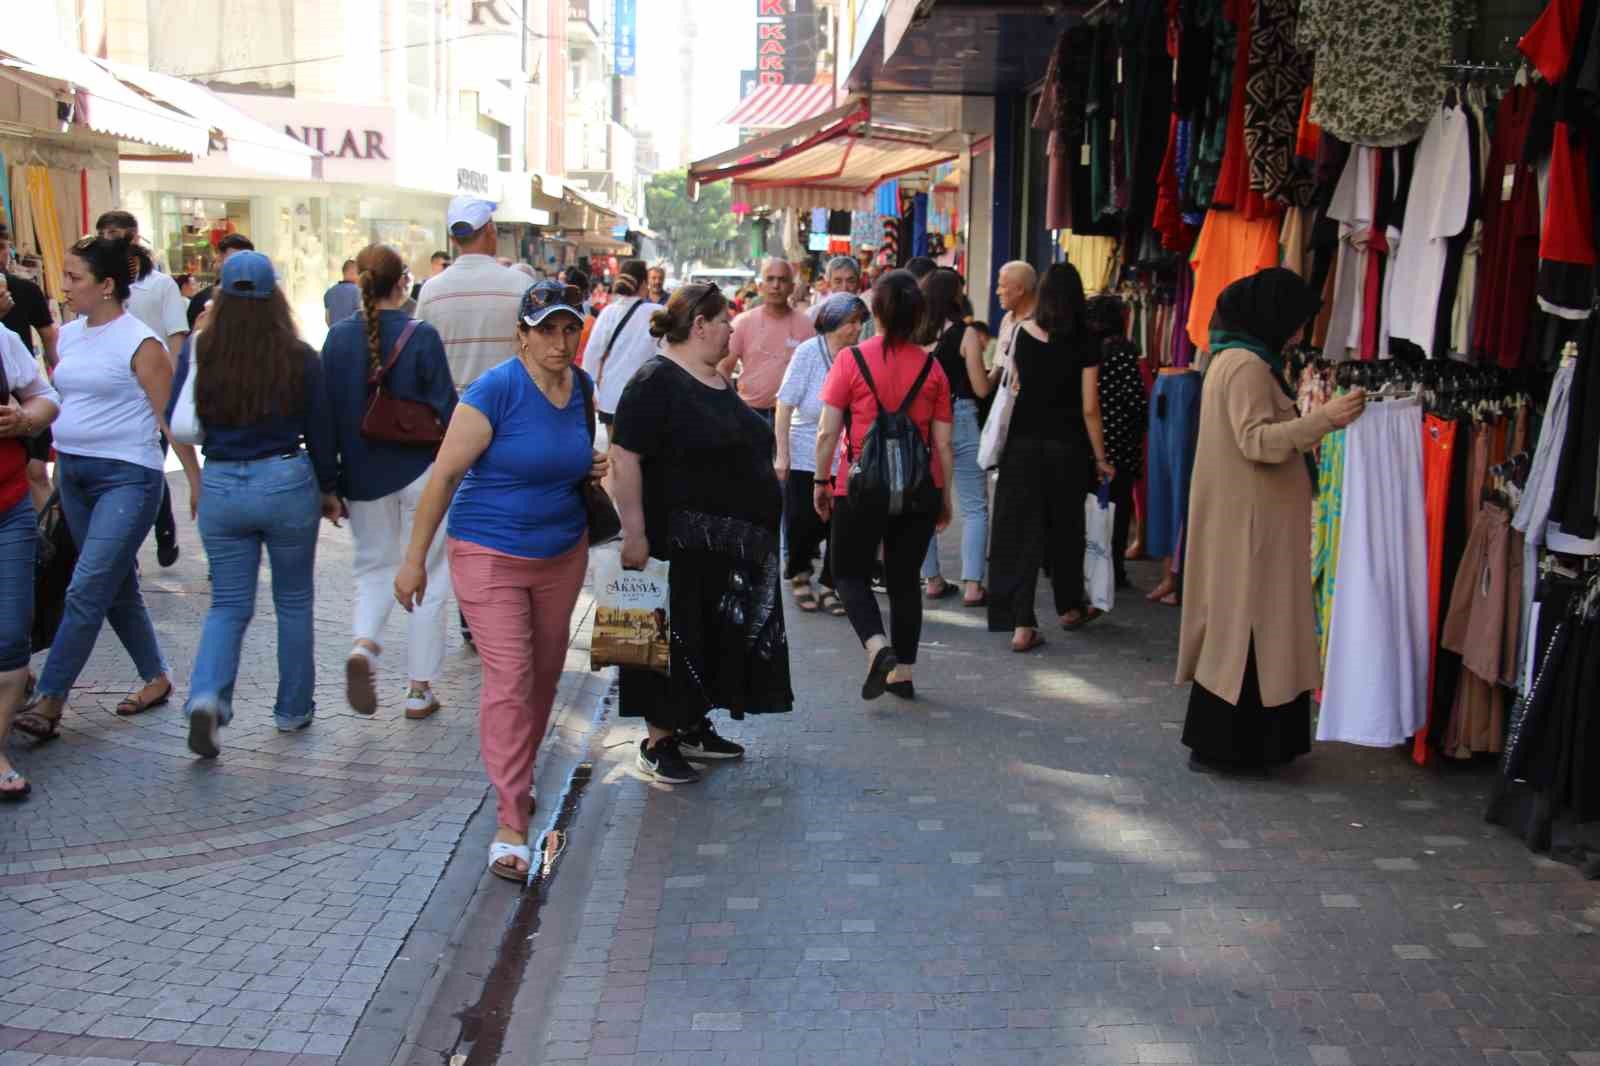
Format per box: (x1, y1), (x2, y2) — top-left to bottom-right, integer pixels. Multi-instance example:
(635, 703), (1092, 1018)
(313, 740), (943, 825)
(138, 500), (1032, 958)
(0, 485), (605, 1065)
(508, 555), (1600, 1065)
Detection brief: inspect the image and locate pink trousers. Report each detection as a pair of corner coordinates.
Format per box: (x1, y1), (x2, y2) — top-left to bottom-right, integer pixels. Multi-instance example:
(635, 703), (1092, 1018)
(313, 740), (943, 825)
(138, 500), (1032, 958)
(448, 535), (588, 834)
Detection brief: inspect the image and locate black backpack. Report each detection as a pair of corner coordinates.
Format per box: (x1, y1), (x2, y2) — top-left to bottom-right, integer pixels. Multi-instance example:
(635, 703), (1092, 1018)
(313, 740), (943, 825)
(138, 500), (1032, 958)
(844, 346), (939, 516)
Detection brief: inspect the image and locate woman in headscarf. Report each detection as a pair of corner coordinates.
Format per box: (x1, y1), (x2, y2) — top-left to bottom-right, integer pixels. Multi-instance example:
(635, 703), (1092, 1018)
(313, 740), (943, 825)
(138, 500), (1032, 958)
(1176, 268), (1366, 775)
(775, 292), (867, 615)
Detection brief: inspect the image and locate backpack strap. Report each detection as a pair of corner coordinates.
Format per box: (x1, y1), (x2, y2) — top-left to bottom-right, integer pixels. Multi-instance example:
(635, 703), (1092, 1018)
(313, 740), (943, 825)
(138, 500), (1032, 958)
(849, 345), (883, 407)
(370, 319), (422, 385)
(897, 355), (936, 417)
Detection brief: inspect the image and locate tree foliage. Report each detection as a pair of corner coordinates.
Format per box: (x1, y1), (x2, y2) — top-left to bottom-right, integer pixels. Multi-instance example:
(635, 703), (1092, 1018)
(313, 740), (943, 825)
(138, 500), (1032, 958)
(644, 168), (742, 271)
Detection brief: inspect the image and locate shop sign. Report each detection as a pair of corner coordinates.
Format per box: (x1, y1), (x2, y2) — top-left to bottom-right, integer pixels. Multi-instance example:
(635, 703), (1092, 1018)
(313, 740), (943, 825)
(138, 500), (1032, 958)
(754, 0), (818, 86)
(466, 0), (515, 25)
(285, 126), (388, 160)
(457, 168), (491, 194)
(614, 0), (637, 77)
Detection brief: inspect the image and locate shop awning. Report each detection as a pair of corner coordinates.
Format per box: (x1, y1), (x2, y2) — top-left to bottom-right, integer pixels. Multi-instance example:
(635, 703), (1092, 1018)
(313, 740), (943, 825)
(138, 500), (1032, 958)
(691, 102), (970, 212)
(0, 40), (210, 156)
(97, 61), (319, 179)
(573, 234), (634, 256)
(719, 82), (836, 129)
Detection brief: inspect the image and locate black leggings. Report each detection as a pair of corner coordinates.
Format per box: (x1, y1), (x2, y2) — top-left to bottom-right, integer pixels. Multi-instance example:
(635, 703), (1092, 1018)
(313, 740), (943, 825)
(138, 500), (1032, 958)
(784, 471), (833, 587)
(829, 495), (936, 665)
(1108, 469), (1134, 585)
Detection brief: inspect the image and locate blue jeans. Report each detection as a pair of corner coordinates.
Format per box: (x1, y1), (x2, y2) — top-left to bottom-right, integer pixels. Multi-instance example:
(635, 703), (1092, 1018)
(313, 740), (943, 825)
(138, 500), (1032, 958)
(923, 398), (989, 584)
(0, 497), (36, 672)
(186, 454), (322, 728)
(36, 455), (167, 698)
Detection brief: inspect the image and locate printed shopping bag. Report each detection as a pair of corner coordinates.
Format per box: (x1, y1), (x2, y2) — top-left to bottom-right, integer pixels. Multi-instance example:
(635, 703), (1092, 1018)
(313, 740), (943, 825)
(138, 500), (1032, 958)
(590, 550), (671, 674)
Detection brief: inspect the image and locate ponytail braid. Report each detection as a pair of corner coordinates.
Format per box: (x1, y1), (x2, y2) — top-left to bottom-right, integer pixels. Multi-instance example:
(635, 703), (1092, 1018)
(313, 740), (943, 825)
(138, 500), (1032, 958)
(353, 243), (407, 375)
(360, 275), (383, 375)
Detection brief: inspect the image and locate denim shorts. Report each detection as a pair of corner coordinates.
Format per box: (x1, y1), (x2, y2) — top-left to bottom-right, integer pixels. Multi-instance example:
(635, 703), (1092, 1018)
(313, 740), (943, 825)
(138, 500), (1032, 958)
(0, 496), (37, 671)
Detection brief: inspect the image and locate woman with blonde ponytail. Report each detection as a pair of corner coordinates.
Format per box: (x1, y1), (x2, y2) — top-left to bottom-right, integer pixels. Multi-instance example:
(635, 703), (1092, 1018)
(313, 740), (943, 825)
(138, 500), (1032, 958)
(321, 244), (458, 721)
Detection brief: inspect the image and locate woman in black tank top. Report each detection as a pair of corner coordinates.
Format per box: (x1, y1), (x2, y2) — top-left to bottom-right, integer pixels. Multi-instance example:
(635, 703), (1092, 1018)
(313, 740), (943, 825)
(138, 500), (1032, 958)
(918, 269), (992, 607)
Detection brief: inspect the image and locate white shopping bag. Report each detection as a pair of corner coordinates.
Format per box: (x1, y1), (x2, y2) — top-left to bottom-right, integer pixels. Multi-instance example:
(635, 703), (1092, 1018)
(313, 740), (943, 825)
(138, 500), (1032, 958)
(169, 332), (204, 445)
(1083, 485), (1116, 613)
(977, 363), (1015, 470)
(590, 550), (671, 674)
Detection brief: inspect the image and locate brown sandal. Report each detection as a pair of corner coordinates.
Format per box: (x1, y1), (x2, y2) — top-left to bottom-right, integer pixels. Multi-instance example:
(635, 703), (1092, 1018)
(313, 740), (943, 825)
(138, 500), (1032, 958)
(12, 700), (62, 740)
(1061, 608), (1105, 631)
(116, 678), (173, 717)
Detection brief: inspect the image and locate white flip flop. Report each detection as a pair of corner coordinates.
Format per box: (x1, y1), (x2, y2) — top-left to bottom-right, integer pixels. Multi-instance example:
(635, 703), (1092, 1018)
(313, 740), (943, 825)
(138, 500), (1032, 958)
(488, 841), (531, 883)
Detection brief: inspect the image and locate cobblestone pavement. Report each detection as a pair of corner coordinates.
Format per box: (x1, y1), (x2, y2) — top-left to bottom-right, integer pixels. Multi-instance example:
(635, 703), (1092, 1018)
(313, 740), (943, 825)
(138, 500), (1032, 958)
(0, 475), (609, 1066)
(475, 552), (1600, 1065)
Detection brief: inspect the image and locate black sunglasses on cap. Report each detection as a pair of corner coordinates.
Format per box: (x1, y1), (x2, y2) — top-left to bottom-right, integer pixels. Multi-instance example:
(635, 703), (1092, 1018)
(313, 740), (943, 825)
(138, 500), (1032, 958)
(519, 281), (584, 327)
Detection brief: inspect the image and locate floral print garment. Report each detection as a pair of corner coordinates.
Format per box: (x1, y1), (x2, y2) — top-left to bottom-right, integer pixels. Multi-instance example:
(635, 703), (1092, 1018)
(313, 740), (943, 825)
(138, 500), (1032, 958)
(1296, 0), (1455, 147)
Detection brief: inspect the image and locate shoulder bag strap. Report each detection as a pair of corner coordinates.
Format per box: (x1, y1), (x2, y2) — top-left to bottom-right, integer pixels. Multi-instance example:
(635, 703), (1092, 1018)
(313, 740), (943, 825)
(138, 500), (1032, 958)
(371, 319), (422, 385)
(578, 368), (597, 444)
(594, 298), (645, 387)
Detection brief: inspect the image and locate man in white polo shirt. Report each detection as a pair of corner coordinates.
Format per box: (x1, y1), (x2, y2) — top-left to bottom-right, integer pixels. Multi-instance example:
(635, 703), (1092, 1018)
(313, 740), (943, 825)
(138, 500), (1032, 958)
(416, 196), (530, 388)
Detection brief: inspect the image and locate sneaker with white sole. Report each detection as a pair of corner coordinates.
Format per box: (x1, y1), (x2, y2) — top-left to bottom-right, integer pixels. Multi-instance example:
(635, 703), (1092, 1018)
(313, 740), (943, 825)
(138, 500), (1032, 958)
(404, 690), (440, 720)
(678, 718), (744, 760)
(636, 737), (700, 784)
(188, 707), (220, 759)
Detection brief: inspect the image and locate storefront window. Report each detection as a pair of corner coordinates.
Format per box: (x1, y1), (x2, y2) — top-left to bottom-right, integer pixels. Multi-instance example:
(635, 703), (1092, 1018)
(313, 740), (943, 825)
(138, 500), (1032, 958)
(156, 195), (252, 284)
(142, 187), (443, 346)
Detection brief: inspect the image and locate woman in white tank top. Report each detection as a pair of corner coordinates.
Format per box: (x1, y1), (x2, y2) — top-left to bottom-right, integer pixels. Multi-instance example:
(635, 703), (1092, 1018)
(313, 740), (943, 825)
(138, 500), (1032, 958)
(12, 236), (201, 741)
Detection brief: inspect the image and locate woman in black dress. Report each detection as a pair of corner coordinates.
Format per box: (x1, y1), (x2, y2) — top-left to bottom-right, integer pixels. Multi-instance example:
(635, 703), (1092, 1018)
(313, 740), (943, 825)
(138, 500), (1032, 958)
(609, 284), (794, 785)
(986, 262), (1117, 652)
(1086, 294), (1148, 589)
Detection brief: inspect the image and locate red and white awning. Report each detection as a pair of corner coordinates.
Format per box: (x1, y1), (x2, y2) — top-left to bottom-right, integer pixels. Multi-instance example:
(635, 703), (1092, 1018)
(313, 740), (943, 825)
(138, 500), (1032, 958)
(719, 83), (835, 129)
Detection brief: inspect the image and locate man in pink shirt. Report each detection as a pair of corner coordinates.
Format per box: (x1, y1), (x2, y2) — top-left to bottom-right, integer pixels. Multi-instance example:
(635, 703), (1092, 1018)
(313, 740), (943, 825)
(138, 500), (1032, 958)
(718, 257), (814, 419)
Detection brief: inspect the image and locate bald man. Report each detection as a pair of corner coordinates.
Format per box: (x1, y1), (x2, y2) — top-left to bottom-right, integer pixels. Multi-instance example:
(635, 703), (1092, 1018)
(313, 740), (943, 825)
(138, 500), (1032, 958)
(990, 260), (1038, 393)
(719, 256), (814, 419)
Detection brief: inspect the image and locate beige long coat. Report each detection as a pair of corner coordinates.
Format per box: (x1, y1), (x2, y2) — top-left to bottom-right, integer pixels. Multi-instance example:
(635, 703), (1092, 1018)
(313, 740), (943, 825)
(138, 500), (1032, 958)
(1175, 349), (1337, 706)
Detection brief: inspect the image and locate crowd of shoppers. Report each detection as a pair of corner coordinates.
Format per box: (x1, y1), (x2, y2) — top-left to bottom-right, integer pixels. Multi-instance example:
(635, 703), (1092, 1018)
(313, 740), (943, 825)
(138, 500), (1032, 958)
(7, 190), (1250, 856)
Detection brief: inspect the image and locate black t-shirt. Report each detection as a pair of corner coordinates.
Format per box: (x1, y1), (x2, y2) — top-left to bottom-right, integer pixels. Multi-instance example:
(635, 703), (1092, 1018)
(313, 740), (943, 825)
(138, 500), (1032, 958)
(1009, 327), (1101, 446)
(931, 321), (976, 402)
(187, 284), (213, 330)
(611, 356), (783, 559)
(2, 273), (51, 355)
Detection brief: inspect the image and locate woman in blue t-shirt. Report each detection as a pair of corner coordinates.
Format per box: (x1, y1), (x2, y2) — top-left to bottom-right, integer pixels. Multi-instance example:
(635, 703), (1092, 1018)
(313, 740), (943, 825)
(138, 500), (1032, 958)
(394, 280), (606, 883)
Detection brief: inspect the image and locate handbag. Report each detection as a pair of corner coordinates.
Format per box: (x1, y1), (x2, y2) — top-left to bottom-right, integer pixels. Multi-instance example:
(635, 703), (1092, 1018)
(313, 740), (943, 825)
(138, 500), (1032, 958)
(169, 333), (204, 445)
(977, 316), (1027, 470)
(578, 369), (622, 544)
(360, 319), (446, 446)
(32, 490), (78, 653)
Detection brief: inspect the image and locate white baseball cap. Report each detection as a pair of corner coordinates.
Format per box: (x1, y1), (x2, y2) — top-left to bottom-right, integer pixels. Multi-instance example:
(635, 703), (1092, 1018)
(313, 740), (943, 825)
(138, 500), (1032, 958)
(447, 196), (497, 238)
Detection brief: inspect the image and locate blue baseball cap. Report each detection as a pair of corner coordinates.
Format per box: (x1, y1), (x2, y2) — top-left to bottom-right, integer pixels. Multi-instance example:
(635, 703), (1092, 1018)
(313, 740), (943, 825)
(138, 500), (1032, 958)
(519, 280), (585, 327)
(218, 251), (276, 300)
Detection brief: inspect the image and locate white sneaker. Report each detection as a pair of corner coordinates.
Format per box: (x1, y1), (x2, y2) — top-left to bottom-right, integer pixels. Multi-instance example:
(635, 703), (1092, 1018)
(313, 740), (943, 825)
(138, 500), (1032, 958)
(404, 689), (440, 720)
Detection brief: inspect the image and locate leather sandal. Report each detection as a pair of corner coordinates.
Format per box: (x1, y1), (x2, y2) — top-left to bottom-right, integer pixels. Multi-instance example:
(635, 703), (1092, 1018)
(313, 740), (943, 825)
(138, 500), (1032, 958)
(115, 678), (172, 717)
(12, 699), (61, 740)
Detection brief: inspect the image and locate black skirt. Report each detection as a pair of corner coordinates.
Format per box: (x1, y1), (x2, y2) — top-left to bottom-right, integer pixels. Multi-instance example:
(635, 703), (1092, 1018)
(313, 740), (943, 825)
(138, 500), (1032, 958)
(1181, 642), (1311, 769)
(618, 511), (794, 730)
